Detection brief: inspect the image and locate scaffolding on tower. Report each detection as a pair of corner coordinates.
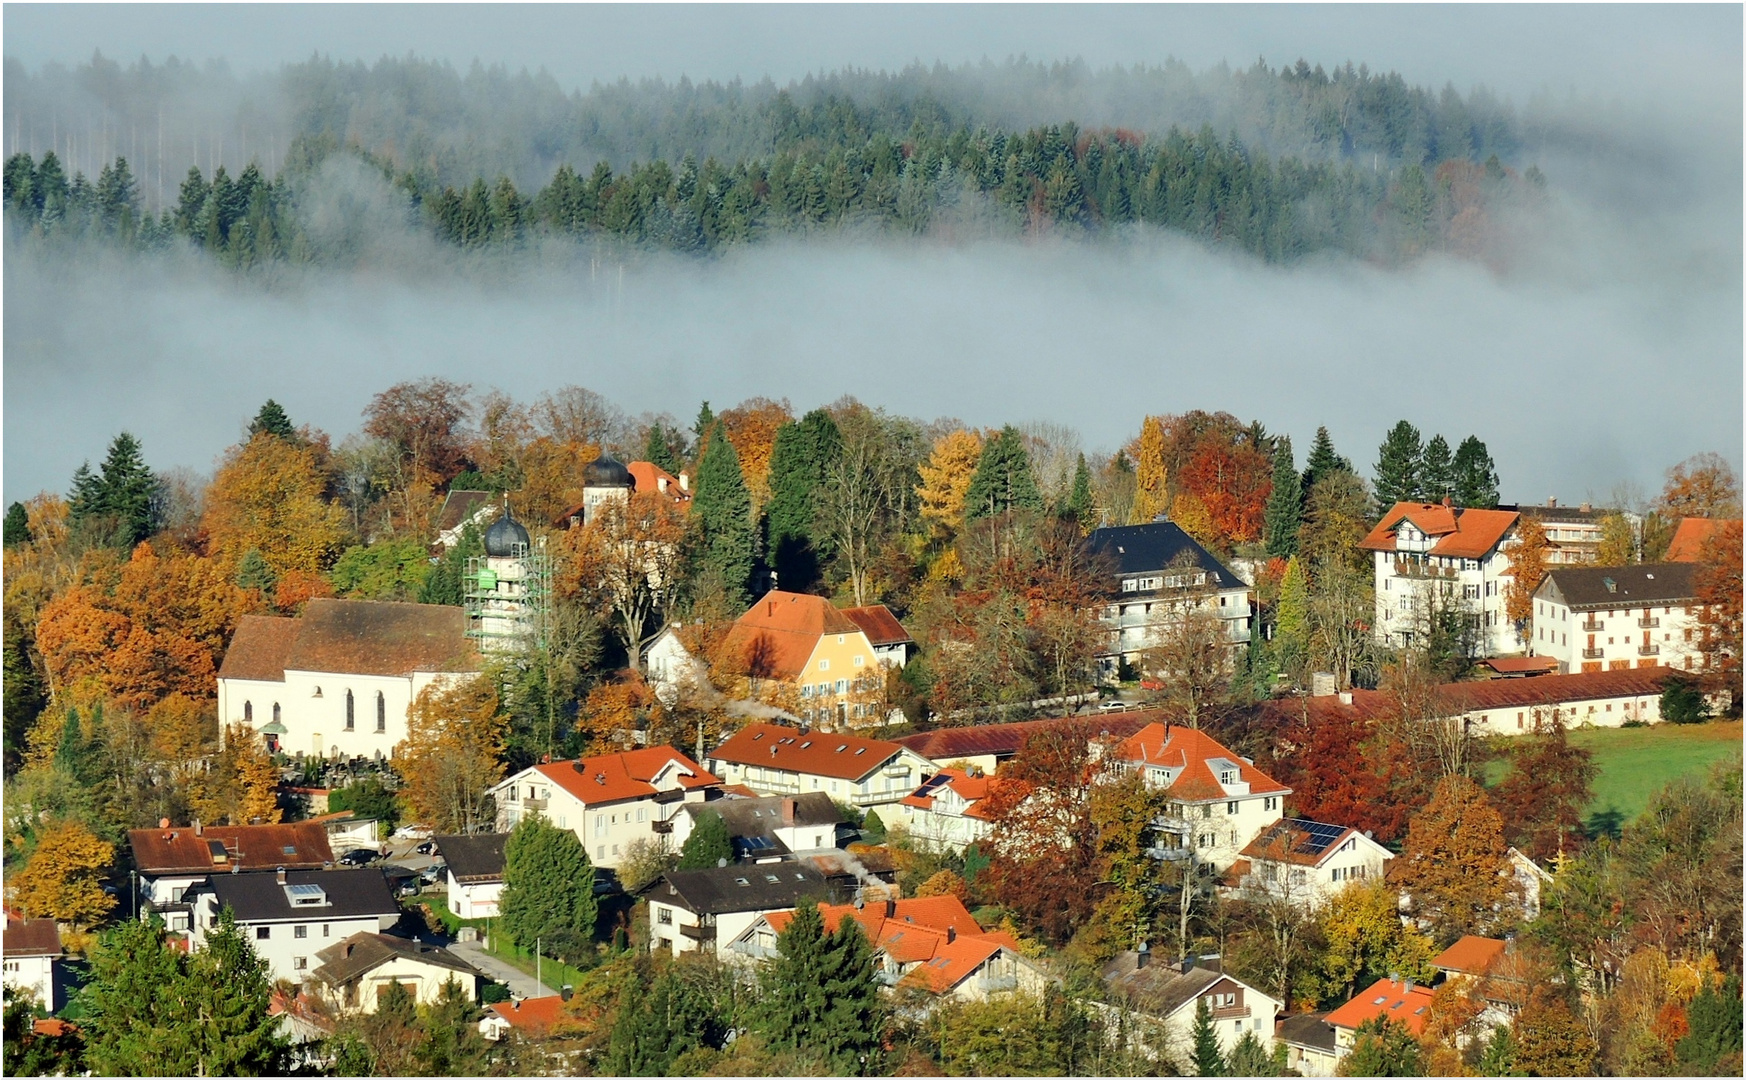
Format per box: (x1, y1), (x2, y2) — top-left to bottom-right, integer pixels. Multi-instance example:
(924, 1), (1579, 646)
(464, 537), (552, 653)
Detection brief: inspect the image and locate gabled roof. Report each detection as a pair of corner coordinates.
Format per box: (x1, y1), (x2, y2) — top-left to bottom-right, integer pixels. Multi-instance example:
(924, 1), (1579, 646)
(842, 605), (913, 647)
(1100, 954), (1268, 1019)
(710, 722), (906, 782)
(1432, 935), (1508, 977)
(626, 462), (691, 504)
(721, 591), (865, 680)
(219, 616), (302, 682)
(1360, 502), (1519, 559)
(486, 995), (568, 1035)
(1325, 977), (1436, 1036)
(1116, 722), (1289, 802)
(1479, 657), (1561, 677)
(656, 862), (840, 916)
(1084, 521), (1245, 592)
(223, 599), (478, 682)
(311, 932), (480, 989)
(433, 834), (508, 883)
(1538, 563), (1697, 610)
(129, 821), (335, 875)
(3, 912), (61, 958)
(436, 490), (495, 533)
(899, 767), (1023, 822)
(198, 868), (398, 923)
(1277, 1011), (1338, 1053)
(761, 895), (1014, 993)
(1666, 517), (1735, 562)
(894, 713), (1154, 764)
(1240, 818), (1384, 869)
(682, 792), (845, 845)
(527, 747), (719, 807)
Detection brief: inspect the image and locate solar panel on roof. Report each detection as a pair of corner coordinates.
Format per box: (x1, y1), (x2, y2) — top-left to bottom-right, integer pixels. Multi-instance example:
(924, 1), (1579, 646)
(1288, 820), (1349, 857)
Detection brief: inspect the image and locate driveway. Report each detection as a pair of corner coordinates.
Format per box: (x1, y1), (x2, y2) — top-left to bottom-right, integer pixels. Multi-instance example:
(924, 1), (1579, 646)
(448, 938), (559, 999)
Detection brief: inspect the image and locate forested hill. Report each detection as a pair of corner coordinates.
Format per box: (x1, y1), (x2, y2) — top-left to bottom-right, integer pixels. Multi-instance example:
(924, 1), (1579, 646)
(3, 52), (1548, 267)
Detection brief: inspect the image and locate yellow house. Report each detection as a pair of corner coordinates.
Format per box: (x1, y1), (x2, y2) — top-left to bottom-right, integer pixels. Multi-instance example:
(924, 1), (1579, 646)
(722, 590), (906, 728)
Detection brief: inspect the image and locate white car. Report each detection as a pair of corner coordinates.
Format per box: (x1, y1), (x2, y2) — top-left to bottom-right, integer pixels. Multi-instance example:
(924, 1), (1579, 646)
(1099, 701), (1130, 713)
(392, 825), (433, 840)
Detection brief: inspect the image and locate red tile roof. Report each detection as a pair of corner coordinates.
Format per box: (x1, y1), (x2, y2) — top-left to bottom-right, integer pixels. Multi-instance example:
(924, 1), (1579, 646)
(626, 462), (691, 504)
(223, 600), (478, 682)
(1360, 503), (1519, 560)
(763, 895), (1013, 993)
(32, 1019), (75, 1038)
(533, 746), (719, 807)
(711, 722), (905, 782)
(1432, 935), (1508, 977)
(1665, 517), (1736, 562)
(128, 821), (335, 875)
(721, 591), (864, 680)
(899, 767), (1023, 822)
(3, 912), (61, 957)
(219, 615), (302, 682)
(842, 605), (912, 647)
(1325, 977), (1437, 1037)
(1251, 667), (1672, 730)
(487, 995), (569, 1035)
(1116, 722), (1289, 801)
(894, 713), (1154, 764)
(1480, 657), (1561, 676)
(1239, 819), (1362, 868)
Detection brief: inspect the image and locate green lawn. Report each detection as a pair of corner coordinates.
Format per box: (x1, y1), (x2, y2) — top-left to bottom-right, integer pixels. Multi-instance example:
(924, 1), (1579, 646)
(1569, 720), (1742, 836)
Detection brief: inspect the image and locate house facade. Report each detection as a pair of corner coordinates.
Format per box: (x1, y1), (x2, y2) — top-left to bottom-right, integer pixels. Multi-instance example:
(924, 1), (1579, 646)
(1506, 499), (1620, 566)
(432, 833), (508, 920)
(187, 868), (400, 985)
(308, 933), (481, 1014)
(1100, 950), (1283, 1059)
(893, 767), (1012, 853)
(218, 599), (479, 761)
(1084, 521), (1253, 677)
(669, 793), (848, 861)
(2, 913), (60, 1013)
(1360, 501), (1520, 657)
(130, 820), (336, 931)
(647, 862), (843, 960)
(1112, 722), (1290, 872)
(488, 747), (720, 868)
(1233, 819), (1394, 906)
(705, 722), (935, 811)
(1531, 563), (1701, 674)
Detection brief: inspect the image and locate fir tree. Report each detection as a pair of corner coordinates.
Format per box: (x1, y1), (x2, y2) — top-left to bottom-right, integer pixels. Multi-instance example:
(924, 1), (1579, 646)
(757, 903), (884, 1074)
(499, 814), (599, 959)
(1374, 420), (1424, 507)
(964, 425), (1045, 522)
(691, 419), (755, 606)
(1066, 452), (1094, 525)
(765, 409), (842, 590)
(1451, 436), (1500, 509)
(248, 399), (296, 440)
(1478, 1024), (1521, 1077)
(1300, 426), (1352, 503)
(183, 908), (290, 1074)
(692, 401), (716, 462)
(3, 502), (31, 547)
(607, 966), (714, 1075)
(643, 422), (680, 474)
(676, 811), (735, 869)
(1190, 996), (1226, 1076)
(1420, 434), (1455, 503)
(1345, 1017), (1424, 1076)
(69, 432), (160, 548)
(1263, 436), (1301, 558)
(235, 549), (277, 593)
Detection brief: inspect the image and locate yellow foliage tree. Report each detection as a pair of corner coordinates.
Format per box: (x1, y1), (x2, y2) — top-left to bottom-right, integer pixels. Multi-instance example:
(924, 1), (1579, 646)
(518, 436), (600, 528)
(147, 693), (214, 784)
(720, 396), (793, 515)
(10, 819), (116, 927)
(914, 868), (971, 904)
(1130, 416), (1170, 524)
(203, 432), (351, 579)
(395, 675), (506, 834)
(1168, 492), (1220, 550)
(189, 724), (283, 825)
(1504, 515), (1551, 632)
(917, 429), (985, 538)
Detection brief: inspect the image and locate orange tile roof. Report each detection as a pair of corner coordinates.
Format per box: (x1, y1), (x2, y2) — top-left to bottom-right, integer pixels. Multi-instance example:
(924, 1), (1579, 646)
(533, 746), (719, 807)
(626, 462), (692, 504)
(763, 895), (1010, 993)
(721, 591), (864, 680)
(710, 722), (905, 782)
(487, 995), (568, 1034)
(1325, 977), (1437, 1037)
(1116, 722), (1289, 801)
(32, 1018), (76, 1038)
(219, 615), (302, 682)
(1240, 819), (1361, 868)
(900, 767), (1023, 822)
(894, 713), (1154, 764)
(1360, 502), (1519, 559)
(1432, 935), (1507, 977)
(1480, 657), (1561, 676)
(842, 605), (912, 646)
(1665, 517), (1735, 561)
(128, 821), (335, 875)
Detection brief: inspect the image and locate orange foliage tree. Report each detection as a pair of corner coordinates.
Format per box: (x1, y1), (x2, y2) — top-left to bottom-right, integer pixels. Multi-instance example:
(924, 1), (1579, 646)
(203, 432), (350, 579)
(719, 396), (793, 515)
(1177, 435), (1273, 546)
(395, 674), (506, 833)
(1658, 452), (1741, 519)
(557, 489), (689, 670)
(1694, 519), (1742, 706)
(519, 436), (600, 527)
(916, 429), (984, 538)
(9, 818), (116, 927)
(1503, 515), (1550, 637)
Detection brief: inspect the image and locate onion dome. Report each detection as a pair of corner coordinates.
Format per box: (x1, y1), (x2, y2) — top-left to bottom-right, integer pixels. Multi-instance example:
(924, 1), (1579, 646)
(484, 506), (531, 557)
(582, 453), (634, 489)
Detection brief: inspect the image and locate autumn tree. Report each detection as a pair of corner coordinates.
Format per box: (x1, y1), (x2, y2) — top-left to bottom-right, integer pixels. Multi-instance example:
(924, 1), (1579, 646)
(1139, 605), (1231, 729)
(562, 489), (689, 669)
(1658, 452), (1741, 519)
(1306, 553), (1376, 692)
(532, 384), (625, 453)
(719, 396), (793, 516)
(1502, 514), (1550, 639)
(1694, 519), (1742, 708)
(817, 405), (917, 606)
(9, 817), (116, 926)
(203, 431), (350, 579)
(363, 377), (474, 525)
(1511, 987), (1598, 1077)
(981, 724), (1103, 945)
(1298, 470), (1371, 574)
(1129, 416), (1170, 524)
(916, 428), (983, 539)
(1495, 709), (1596, 862)
(1312, 881), (1436, 1005)
(395, 674), (506, 834)
(1393, 775), (1521, 938)
(190, 723), (283, 826)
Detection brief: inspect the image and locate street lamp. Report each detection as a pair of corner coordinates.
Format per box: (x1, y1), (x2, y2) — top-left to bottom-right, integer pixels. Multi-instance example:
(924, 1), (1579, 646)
(131, 870), (138, 919)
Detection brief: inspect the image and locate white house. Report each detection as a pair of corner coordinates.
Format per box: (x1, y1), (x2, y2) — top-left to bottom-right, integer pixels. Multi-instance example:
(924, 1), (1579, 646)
(129, 820), (337, 932)
(1100, 950), (1283, 1060)
(488, 746), (720, 869)
(218, 598), (480, 761)
(1277, 1012), (1341, 1077)
(646, 861), (843, 960)
(1507, 499), (1622, 567)
(668, 793), (848, 861)
(1531, 563), (1702, 674)
(1084, 521), (1253, 678)
(308, 932), (481, 1014)
(705, 722), (936, 811)
(433, 490), (497, 551)
(1232, 819), (1394, 906)
(187, 868), (401, 985)
(643, 625), (710, 707)
(1112, 722), (1290, 872)
(1360, 501), (1520, 657)
(893, 767), (1006, 853)
(2, 913), (60, 1013)
(432, 833), (507, 920)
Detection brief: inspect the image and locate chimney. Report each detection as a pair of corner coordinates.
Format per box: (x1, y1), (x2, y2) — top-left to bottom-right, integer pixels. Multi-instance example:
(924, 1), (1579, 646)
(657, 475), (668, 493)
(1579, 501), (1592, 513)
(1338, 691), (1353, 706)
(276, 867), (287, 885)
(1546, 496), (1557, 509)
(770, 746), (778, 758)
(344, 942), (354, 959)
(1136, 941), (1150, 970)
(782, 798), (796, 826)
(947, 926), (956, 944)
(511, 997), (520, 1011)
(885, 898), (896, 918)
(678, 472), (689, 492)
(1442, 496), (1453, 508)
(561, 985), (573, 1002)
(193, 819), (203, 837)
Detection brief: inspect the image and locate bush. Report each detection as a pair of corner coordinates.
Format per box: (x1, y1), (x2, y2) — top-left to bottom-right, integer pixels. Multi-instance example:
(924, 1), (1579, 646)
(479, 982), (511, 1005)
(1662, 674), (1713, 725)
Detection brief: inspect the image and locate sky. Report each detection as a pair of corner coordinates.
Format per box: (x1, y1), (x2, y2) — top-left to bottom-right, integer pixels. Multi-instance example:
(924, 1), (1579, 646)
(3, 4), (1741, 507)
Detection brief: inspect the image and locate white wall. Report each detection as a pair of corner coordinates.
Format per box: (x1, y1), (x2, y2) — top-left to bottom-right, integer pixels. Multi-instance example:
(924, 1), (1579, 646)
(1531, 598), (1700, 675)
(1, 954), (55, 1013)
(491, 767), (712, 869)
(221, 668), (470, 761)
(448, 875), (503, 919)
(315, 954), (477, 1014)
(1374, 547), (1516, 658)
(190, 894), (395, 985)
(708, 749), (932, 809)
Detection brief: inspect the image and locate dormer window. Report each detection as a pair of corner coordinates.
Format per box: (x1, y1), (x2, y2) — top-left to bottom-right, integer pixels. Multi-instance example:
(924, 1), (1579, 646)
(1220, 770), (1235, 785)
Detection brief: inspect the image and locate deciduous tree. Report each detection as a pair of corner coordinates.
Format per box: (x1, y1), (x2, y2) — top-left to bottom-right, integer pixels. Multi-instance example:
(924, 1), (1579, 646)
(1130, 416), (1170, 524)
(1658, 452), (1741, 519)
(1394, 775), (1520, 938)
(8, 817), (115, 926)
(916, 428), (983, 539)
(1503, 515), (1550, 638)
(1495, 710), (1596, 862)
(1694, 519), (1742, 708)
(203, 431), (348, 579)
(562, 489), (689, 669)
(395, 674), (506, 834)
(719, 396), (794, 515)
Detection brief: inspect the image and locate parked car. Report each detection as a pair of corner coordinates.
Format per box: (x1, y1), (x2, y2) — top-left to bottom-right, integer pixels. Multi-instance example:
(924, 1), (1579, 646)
(339, 848), (380, 866)
(1099, 701), (1130, 713)
(420, 864), (445, 885)
(414, 841), (438, 856)
(392, 825), (433, 841)
(1139, 679), (1164, 692)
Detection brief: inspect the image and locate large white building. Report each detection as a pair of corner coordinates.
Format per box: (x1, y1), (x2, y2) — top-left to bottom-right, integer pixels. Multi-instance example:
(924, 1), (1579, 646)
(1083, 521), (1253, 678)
(1111, 722), (1291, 873)
(1531, 563), (1702, 674)
(187, 868), (401, 985)
(705, 722), (936, 811)
(1361, 501), (1521, 657)
(218, 599), (479, 761)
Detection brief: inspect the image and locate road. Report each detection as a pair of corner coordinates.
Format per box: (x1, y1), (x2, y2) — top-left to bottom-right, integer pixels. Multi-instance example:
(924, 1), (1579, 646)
(448, 938), (559, 1000)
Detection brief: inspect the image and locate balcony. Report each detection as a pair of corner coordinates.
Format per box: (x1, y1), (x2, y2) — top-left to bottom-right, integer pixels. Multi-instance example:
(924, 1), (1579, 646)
(1581, 648), (1604, 659)
(678, 922), (716, 943)
(1212, 1005), (1252, 1021)
(522, 798), (546, 812)
(651, 819), (674, 834)
(1393, 560), (1456, 580)
(976, 973), (1019, 994)
(730, 939), (778, 961)
(1638, 644), (1661, 657)
(1580, 621), (1604, 633)
(1638, 617), (1660, 629)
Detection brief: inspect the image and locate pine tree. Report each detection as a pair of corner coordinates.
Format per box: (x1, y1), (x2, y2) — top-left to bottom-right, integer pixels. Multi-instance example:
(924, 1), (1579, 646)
(248, 399), (295, 440)
(964, 426), (1045, 522)
(1420, 435), (1454, 503)
(1066, 453), (1095, 526)
(758, 903), (884, 1074)
(1190, 996), (1226, 1076)
(1300, 426), (1352, 505)
(765, 409), (842, 591)
(1263, 436), (1301, 557)
(692, 419), (755, 606)
(1451, 436), (1500, 509)
(643, 422), (680, 474)
(1374, 420), (1424, 507)
(3, 502), (31, 547)
(676, 811), (734, 869)
(499, 814), (599, 960)
(70, 432), (159, 548)
(234, 549), (277, 594)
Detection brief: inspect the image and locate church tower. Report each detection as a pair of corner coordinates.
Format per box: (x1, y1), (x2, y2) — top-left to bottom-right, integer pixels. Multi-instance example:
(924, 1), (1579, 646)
(465, 501), (551, 654)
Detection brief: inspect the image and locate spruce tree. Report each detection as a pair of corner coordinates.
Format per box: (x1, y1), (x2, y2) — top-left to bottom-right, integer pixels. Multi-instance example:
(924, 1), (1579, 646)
(1451, 436), (1500, 509)
(1373, 420), (1424, 508)
(676, 811), (735, 870)
(691, 419), (755, 606)
(692, 401), (716, 463)
(606, 967), (712, 1075)
(964, 425), (1044, 522)
(765, 409), (842, 590)
(248, 399), (295, 440)
(3, 502), (31, 547)
(643, 422), (680, 474)
(758, 903), (883, 1074)
(1066, 452), (1095, 525)
(235, 549), (277, 593)
(1263, 436), (1301, 558)
(1190, 996), (1226, 1077)
(1420, 435), (1455, 503)
(71, 432), (160, 548)
(499, 814), (599, 959)
(1300, 426), (1352, 502)
(182, 909), (290, 1074)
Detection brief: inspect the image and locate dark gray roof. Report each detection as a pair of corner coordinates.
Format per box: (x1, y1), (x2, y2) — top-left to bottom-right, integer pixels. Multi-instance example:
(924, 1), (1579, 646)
(685, 793), (846, 858)
(312, 932), (480, 989)
(1538, 563), (1697, 611)
(655, 862), (843, 916)
(583, 453), (634, 488)
(1100, 952), (1231, 1017)
(484, 509), (532, 557)
(199, 868), (398, 923)
(432, 833), (508, 883)
(1506, 503), (1614, 524)
(1278, 1011), (1338, 1052)
(1084, 522), (1243, 594)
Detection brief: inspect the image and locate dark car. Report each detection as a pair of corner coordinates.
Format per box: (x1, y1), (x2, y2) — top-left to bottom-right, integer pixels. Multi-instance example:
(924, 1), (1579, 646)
(339, 848), (380, 866)
(414, 841), (438, 856)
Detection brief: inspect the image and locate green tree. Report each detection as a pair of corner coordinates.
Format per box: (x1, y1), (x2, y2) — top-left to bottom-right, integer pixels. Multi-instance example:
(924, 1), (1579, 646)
(234, 549), (277, 594)
(3, 502), (32, 547)
(1190, 996), (1226, 1076)
(607, 964), (715, 1075)
(757, 902), (884, 1074)
(1226, 1030), (1283, 1078)
(1340, 1017), (1424, 1076)
(1477, 1024), (1522, 1077)
(69, 432), (160, 548)
(1451, 436), (1500, 508)
(1264, 436), (1301, 558)
(691, 418), (755, 606)
(677, 810), (735, 870)
(499, 813), (599, 959)
(1676, 975), (1743, 1074)
(419, 522), (485, 607)
(182, 908), (290, 1074)
(3, 986), (82, 1076)
(1276, 555), (1310, 669)
(1373, 420), (1424, 508)
(248, 399), (296, 440)
(1301, 426), (1353, 506)
(1066, 453), (1095, 526)
(964, 425), (1044, 521)
(765, 409), (842, 591)
(1420, 435), (1454, 503)
(329, 537), (433, 600)
(643, 421), (681, 474)
(1510, 989), (1596, 1077)
(1661, 673), (1712, 725)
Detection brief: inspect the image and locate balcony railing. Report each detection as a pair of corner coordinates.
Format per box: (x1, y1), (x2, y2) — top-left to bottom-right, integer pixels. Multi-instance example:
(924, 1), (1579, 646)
(678, 922), (716, 943)
(651, 819), (674, 834)
(1638, 617), (1660, 629)
(1581, 648), (1604, 659)
(522, 798), (546, 811)
(1638, 644), (1661, 657)
(1580, 621), (1604, 633)
(1212, 1005), (1252, 1021)
(977, 973), (1019, 994)
(1393, 560), (1456, 580)
(730, 939), (778, 961)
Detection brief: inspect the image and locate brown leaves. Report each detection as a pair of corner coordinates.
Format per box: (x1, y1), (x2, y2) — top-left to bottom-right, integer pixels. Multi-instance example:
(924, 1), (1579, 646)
(395, 674), (506, 833)
(719, 396), (793, 514)
(1394, 775), (1521, 939)
(1504, 514), (1550, 631)
(1659, 452), (1741, 519)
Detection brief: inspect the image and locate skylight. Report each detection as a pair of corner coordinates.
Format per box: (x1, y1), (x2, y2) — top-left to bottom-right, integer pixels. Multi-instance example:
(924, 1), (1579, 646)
(286, 883), (329, 907)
